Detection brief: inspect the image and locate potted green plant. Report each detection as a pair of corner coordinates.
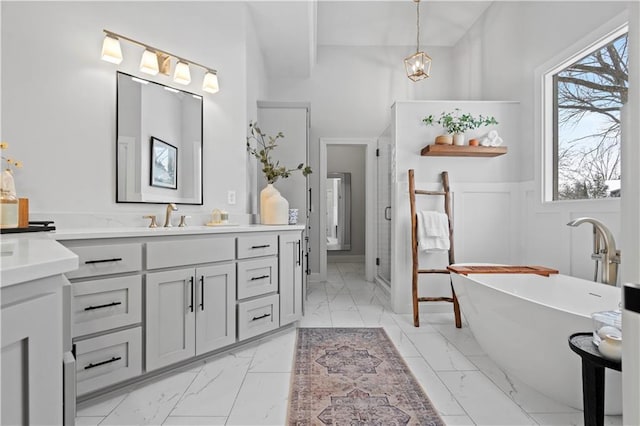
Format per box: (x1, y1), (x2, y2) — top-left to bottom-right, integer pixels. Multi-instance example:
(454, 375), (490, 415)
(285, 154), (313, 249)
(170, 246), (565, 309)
(246, 122), (312, 224)
(423, 108), (498, 146)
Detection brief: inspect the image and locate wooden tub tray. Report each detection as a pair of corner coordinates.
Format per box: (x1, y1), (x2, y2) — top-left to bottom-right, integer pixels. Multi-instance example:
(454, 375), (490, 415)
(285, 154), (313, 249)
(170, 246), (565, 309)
(447, 265), (559, 277)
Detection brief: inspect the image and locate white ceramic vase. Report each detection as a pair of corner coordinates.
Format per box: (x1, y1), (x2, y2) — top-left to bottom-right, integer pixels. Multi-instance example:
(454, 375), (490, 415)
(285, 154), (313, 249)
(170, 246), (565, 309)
(452, 133), (465, 146)
(260, 184), (289, 225)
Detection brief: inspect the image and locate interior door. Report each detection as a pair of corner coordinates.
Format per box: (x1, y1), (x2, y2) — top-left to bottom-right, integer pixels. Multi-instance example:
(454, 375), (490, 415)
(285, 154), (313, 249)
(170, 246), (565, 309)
(257, 102), (310, 280)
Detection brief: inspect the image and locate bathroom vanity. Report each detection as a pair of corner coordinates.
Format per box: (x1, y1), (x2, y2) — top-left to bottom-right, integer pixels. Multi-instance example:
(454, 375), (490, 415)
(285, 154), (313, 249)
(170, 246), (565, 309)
(53, 225), (304, 402)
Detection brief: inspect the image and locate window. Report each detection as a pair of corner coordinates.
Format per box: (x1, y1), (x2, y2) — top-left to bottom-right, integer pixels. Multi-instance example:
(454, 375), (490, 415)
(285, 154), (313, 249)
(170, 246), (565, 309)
(550, 28), (628, 200)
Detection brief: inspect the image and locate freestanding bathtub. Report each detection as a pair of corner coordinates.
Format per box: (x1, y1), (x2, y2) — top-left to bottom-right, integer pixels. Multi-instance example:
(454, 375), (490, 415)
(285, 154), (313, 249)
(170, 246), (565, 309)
(450, 269), (622, 414)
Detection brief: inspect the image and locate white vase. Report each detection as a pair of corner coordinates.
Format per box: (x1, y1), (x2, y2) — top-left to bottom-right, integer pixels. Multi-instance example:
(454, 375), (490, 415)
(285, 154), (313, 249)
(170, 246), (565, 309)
(452, 133), (465, 146)
(599, 334), (622, 361)
(260, 184), (289, 225)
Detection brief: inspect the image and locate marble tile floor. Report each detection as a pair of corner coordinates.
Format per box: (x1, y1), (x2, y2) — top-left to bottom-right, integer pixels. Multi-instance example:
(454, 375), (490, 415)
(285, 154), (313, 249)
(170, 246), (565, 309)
(76, 262), (623, 426)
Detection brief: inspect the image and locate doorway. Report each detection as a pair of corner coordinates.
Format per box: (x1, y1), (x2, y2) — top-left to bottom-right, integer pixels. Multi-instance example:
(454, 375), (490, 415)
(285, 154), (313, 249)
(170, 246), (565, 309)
(319, 138), (376, 282)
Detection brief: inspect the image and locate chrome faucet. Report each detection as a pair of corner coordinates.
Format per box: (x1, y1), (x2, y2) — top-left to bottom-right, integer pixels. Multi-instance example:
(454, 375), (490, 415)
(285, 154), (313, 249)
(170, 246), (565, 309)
(567, 217), (621, 286)
(164, 203), (178, 227)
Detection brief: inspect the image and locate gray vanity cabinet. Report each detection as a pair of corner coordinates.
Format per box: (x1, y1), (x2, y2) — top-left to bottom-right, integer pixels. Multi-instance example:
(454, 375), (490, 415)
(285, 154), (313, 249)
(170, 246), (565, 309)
(145, 263), (236, 372)
(279, 232), (303, 325)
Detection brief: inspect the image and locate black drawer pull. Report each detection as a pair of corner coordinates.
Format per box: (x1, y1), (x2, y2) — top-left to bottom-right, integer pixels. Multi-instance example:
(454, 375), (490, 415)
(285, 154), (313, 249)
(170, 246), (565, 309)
(250, 244), (270, 249)
(250, 274), (270, 281)
(251, 313), (271, 321)
(84, 356), (122, 370)
(84, 301), (122, 311)
(84, 258), (123, 265)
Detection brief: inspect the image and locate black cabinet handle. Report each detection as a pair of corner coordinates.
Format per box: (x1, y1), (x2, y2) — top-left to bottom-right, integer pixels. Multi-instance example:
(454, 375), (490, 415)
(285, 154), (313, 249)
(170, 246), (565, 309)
(296, 240), (301, 266)
(84, 301), (122, 311)
(251, 313), (271, 321)
(250, 274), (270, 281)
(84, 356), (121, 370)
(188, 276), (194, 312)
(384, 206), (391, 221)
(199, 276), (204, 310)
(85, 258), (123, 265)
(251, 244), (270, 249)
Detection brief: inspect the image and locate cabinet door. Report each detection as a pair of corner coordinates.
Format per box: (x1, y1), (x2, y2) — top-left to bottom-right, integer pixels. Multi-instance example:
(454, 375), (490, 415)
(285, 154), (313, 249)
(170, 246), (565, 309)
(2, 291), (62, 425)
(195, 264), (236, 355)
(279, 232), (303, 325)
(146, 269), (195, 371)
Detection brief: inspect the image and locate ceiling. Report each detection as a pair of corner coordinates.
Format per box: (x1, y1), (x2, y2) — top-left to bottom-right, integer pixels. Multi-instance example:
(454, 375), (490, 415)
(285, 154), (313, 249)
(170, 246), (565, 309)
(248, 0), (493, 77)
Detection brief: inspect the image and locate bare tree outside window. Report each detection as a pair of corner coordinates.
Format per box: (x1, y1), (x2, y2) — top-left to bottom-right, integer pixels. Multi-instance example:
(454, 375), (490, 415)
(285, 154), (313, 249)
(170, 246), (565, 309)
(553, 31), (628, 200)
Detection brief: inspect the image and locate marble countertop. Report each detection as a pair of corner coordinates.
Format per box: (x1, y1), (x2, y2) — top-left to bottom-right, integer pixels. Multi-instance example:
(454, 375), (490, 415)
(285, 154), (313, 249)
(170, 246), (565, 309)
(52, 224), (305, 240)
(1, 236), (79, 288)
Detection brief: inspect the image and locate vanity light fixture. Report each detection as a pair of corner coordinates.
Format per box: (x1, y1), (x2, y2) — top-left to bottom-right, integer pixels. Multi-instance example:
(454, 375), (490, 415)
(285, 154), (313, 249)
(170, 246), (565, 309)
(100, 29), (219, 94)
(101, 34), (123, 64)
(139, 49), (160, 75)
(202, 71), (219, 94)
(404, 0), (432, 81)
(173, 60), (191, 85)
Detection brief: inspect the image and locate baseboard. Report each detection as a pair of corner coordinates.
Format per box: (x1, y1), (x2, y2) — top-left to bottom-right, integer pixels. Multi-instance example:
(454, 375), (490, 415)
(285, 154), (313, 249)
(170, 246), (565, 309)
(308, 272), (322, 282)
(327, 254), (365, 263)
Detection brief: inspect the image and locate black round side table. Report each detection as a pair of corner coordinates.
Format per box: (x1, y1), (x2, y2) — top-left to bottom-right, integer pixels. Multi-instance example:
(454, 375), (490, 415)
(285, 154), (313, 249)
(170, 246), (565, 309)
(568, 332), (622, 426)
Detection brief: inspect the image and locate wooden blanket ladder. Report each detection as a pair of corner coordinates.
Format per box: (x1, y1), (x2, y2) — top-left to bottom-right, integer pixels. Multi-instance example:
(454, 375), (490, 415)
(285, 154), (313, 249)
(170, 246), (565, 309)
(408, 169), (461, 328)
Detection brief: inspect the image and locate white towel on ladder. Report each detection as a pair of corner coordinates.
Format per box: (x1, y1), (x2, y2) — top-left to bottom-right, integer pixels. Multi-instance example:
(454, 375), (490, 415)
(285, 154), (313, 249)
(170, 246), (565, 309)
(417, 211), (450, 252)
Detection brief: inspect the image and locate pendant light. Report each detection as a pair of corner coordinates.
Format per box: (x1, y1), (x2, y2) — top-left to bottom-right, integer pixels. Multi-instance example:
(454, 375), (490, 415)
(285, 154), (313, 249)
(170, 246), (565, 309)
(404, 0), (431, 81)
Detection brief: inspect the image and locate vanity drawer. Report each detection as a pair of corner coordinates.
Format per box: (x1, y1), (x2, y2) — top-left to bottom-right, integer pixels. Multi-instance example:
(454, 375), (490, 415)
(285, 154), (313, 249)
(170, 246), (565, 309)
(237, 257), (278, 299)
(237, 294), (280, 341)
(75, 327), (142, 396)
(146, 237), (234, 270)
(237, 234), (278, 259)
(65, 243), (142, 279)
(71, 275), (142, 338)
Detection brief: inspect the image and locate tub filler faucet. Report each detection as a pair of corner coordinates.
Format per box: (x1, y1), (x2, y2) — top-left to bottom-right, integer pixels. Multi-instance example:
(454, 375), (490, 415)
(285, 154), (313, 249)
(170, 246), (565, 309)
(164, 203), (178, 227)
(567, 217), (620, 286)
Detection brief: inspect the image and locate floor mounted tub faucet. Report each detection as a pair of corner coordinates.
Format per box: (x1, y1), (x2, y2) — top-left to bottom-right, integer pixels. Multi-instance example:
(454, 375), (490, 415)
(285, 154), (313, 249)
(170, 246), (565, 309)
(567, 217), (620, 286)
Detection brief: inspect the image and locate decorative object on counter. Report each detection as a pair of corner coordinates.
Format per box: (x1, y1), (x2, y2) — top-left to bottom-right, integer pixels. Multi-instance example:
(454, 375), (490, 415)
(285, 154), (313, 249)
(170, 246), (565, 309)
(0, 220), (56, 234)
(100, 29), (220, 94)
(207, 209), (236, 226)
(423, 108), (498, 146)
(404, 0), (432, 82)
(247, 122), (312, 225)
(0, 142), (23, 229)
(18, 198), (29, 228)
(288, 209), (299, 225)
(468, 138), (479, 147)
(598, 334), (622, 361)
(480, 130), (504, 147)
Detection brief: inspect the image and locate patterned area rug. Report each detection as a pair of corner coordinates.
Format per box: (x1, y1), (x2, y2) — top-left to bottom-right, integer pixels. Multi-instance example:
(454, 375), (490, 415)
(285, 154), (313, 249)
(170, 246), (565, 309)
(287, 328), (445, 426)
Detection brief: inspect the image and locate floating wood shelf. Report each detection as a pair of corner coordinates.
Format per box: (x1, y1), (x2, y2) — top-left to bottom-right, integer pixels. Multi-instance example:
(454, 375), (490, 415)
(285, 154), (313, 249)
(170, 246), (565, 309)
(421, 144), (507, 157)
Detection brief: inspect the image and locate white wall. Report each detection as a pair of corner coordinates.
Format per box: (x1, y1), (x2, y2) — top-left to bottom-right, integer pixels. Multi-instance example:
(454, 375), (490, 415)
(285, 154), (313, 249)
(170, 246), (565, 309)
(390, 100), (521, 313)
(449, 1), (633, 284)
(268, 44), (456, 273)
(1, 2), (253, 227)
(327, 145), (366, 258)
